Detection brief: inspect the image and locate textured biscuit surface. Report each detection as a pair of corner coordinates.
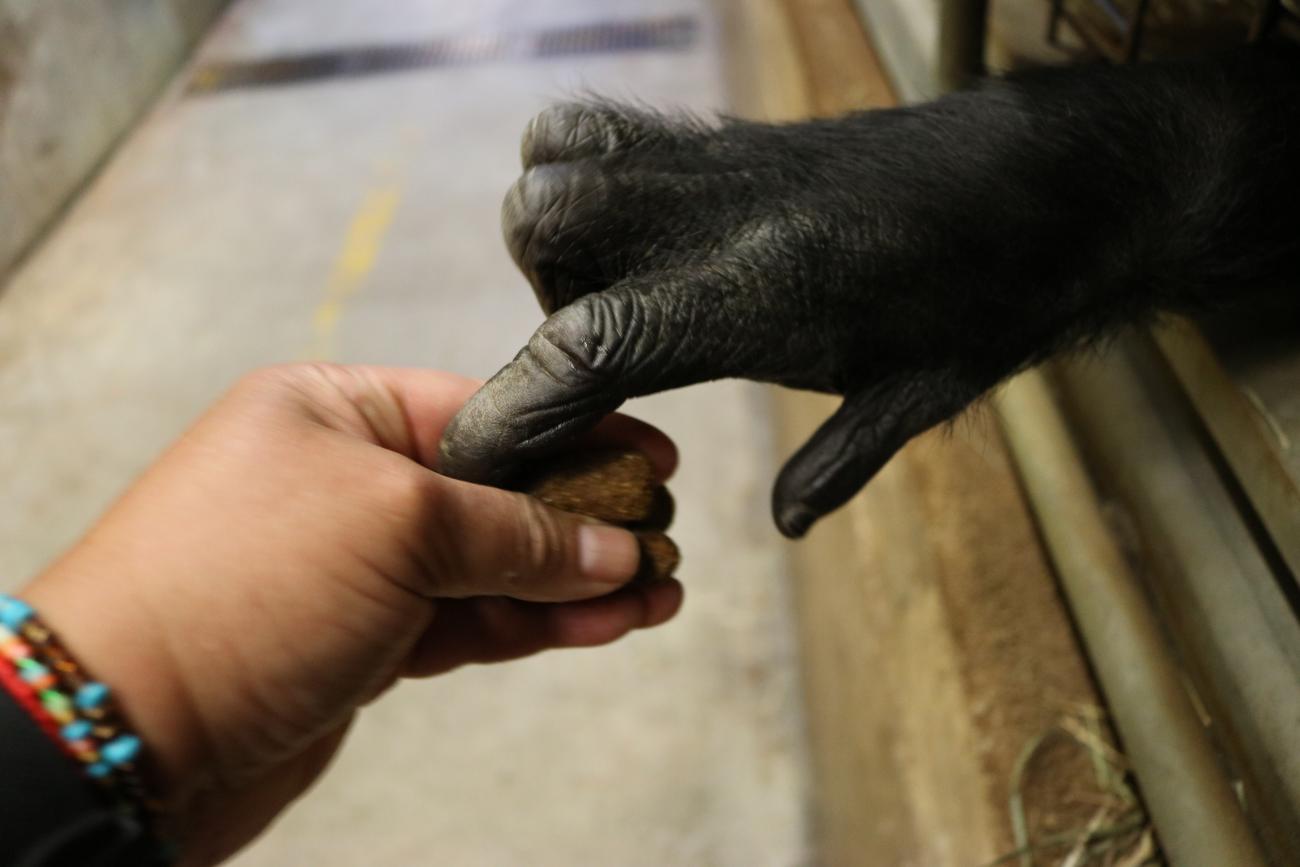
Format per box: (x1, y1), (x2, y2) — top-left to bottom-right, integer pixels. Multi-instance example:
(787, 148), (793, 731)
(519, 447), (680, 580)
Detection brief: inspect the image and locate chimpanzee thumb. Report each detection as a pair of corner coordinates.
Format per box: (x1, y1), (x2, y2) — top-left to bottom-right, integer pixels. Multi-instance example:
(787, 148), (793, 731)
(771, 375), (975, 538)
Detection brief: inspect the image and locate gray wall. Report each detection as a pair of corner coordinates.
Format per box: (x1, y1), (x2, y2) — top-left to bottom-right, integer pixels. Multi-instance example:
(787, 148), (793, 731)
(0, 0), (229, 277)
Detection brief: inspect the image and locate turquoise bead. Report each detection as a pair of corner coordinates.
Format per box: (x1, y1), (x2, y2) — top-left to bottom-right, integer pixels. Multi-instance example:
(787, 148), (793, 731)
(61, 720), (93, 741)
(0, 596), (33, 630)
(102, 735), (141, 766)
(18, 660), (49, 681)
(75, 681), (110, 710)
(87, 761), (112, 779)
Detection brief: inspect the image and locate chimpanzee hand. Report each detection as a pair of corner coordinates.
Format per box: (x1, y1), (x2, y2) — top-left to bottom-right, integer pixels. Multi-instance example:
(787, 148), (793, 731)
(441, 46), (1300, 537)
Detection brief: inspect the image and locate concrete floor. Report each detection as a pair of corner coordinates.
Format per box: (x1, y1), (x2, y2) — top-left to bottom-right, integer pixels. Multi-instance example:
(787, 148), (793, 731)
(0, 1), (812, 863)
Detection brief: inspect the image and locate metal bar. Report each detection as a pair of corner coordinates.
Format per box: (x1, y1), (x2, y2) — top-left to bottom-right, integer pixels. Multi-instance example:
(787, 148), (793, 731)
(936, 0), (988, 92)
(1249, 0), (1283, 41)
(1047, 0), (1152, 65)
(1151, 321), (1300, 593)
(995, 371), (1269, 867)
(1053, 339), (1300, 861)
(1123, 0), (1152, 62)
(1048, 6), (1127, 63)
(1047, 0), (1065, 43)
(1093, 0), (1133, 31)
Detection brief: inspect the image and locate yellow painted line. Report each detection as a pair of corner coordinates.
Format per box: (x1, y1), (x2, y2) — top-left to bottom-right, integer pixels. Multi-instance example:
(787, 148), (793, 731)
(304, 175), (403, 359)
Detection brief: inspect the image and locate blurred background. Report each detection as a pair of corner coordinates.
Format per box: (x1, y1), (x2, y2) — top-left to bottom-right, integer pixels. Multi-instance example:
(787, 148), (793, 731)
(1, 1), (1297, 866)
(0, 1), (810, 865)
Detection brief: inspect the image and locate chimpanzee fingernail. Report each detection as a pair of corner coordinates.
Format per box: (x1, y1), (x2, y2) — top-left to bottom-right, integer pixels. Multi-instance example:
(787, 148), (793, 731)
(777, 504), (817, 539)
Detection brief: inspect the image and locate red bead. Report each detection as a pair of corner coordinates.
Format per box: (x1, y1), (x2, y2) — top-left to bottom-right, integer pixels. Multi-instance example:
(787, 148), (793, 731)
(70, 741), (99, 762)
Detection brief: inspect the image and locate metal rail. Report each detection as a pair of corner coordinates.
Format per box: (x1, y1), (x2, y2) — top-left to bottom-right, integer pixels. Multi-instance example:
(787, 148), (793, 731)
(1051, 335), (1300, 860)
(845, 1), (1296, 860)
(936, 0), (988, 91)
(995, 371), (1269, 867)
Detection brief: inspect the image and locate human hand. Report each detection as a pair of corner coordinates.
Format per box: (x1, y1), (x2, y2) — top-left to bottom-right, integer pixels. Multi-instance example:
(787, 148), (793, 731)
(21, 364), (682, 865)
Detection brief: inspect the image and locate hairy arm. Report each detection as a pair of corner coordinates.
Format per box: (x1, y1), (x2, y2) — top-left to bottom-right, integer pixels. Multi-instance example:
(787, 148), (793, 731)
(440, 44), (1300, 536)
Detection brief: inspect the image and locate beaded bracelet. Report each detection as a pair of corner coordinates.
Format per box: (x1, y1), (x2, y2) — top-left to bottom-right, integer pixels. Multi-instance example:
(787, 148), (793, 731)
(0, 594), (158, 821)
(0, 647), (67, 748)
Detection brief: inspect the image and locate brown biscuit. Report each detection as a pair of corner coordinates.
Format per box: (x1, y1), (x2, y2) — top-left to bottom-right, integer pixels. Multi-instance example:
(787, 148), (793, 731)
(519, 448), (657, 524)
(518, 447), (681, 579)
(633, 487), (676, 532)
(635, 532), (681, 582)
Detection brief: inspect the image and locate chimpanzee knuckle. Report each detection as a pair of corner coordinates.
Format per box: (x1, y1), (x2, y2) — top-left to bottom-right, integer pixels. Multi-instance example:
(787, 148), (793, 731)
(502, 166), (562, 269)
(522, 105), (575, 167)
(502, 165), (608, 275)
(727, 209), (814, 262)
(520, 105), (582, 167)
(522, 103), (655, 168)
(521, 105), (592, 167)
(528, 294), (639, 386)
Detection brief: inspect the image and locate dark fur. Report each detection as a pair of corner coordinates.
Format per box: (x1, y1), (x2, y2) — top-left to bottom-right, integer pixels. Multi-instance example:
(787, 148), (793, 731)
(440, 43), (1300, 537)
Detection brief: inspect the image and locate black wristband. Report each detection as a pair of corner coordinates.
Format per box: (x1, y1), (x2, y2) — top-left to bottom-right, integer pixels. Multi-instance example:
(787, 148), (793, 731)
(0, 688), (168, 866)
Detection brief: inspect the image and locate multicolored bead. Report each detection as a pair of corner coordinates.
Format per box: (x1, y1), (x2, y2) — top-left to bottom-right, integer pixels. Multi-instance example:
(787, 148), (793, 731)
(75, 681), (110, 710)
(39, 689), (73, 715)
(0, 596), (34, 630)
(102, 735), (141, 766)
(0, 639), (32, 660)
(68, 739), (99, 762)
(62, 720), (93, 741)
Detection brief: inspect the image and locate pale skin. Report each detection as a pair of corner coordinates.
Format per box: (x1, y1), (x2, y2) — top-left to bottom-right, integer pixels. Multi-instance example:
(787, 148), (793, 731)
(20, 363), (684, 866)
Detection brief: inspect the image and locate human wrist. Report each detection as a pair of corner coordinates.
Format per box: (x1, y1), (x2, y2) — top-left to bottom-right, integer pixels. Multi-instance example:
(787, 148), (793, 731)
(20, 549), (212, 815)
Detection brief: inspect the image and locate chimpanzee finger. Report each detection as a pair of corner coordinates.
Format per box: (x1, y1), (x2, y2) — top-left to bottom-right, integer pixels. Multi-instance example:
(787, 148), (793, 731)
(771, 373), (983, 538)
(521, 101), (702, 169)
(438, 271), (773, 486)
(501, 159), (748, 315)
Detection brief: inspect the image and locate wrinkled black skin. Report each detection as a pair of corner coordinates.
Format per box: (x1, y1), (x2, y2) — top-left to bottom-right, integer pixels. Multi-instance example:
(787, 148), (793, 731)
(439, 43), (1300, 538)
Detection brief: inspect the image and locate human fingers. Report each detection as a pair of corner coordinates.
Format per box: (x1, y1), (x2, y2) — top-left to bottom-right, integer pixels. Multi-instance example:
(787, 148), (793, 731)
(402, 579), (684, 676)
